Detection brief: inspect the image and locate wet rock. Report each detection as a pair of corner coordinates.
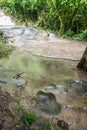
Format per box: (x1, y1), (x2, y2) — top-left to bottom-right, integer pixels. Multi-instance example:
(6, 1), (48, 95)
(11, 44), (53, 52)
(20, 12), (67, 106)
(37, 90), (56, 101)
(0, 78), (26, 87)
(24, 28), (38, 36)
(15, 78), (26, 87)
(45, 84), (57, 90)
(49, 33), (55, 41)
(67, 80), (87, 96)
(3, 28), (24, 38)
(57, 120), (69, 130)
(45, 84), (67, 95)
(36, 91), (61, 115)
(3, 28), (38, 39)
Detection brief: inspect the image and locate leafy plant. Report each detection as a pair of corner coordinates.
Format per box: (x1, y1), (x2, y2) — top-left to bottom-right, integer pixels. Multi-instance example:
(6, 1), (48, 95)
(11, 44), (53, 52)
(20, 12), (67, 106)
(0, 30), (15, 59)
(39, 122), (52, 130)
(0, 0), (87, 40)
(16, 99), (25, 113)
(82, 98), (87, 103)
(64, 30), (75, 37)
(14, 99), (37, 127)
(20, 110), (37, 125)
(0, 30), (3, 36)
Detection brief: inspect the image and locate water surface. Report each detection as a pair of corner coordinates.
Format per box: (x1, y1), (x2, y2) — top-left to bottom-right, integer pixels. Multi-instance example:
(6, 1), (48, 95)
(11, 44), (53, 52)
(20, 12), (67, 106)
(0, 27), (87, 130)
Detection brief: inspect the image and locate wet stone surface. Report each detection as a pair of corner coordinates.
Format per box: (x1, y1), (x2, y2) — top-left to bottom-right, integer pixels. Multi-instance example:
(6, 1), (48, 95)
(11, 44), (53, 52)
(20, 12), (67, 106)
(0, 77), (26, 87)
(67, 80), (87, 96)
(36, 90), (62, 115)
(0, 69), (26, 88)
(3, 28), (38, 38)
(45, 80), (87, 97)
(45, 84), (57, 90)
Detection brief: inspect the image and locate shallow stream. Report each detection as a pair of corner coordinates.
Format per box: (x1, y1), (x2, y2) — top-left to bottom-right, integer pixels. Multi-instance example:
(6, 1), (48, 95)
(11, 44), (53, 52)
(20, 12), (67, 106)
(0, 27), (87, 130)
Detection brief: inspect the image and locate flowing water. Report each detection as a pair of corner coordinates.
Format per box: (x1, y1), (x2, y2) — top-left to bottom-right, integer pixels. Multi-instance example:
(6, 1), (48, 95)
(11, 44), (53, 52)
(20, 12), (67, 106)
(0, 27), (87, 130)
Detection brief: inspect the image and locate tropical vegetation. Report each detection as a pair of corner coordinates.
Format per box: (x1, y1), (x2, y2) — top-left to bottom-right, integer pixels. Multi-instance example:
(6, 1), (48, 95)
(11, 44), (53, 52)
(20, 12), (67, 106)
(0, 30), (14, 59)
(0, 0), (87, 40)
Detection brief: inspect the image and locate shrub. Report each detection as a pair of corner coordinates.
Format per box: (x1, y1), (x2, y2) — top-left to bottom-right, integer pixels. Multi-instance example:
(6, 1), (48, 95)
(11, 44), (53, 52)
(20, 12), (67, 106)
(0, 30), (15, 59)
(20, 110), (37, 125)
(0, 0), (87, 40)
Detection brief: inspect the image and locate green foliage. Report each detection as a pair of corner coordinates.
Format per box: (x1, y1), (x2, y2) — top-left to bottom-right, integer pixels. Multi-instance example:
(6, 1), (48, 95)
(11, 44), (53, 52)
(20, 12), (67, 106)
(14, 99), (37, 127)
(0, 0), (87, 40)
(64, 30), (75, 37)
(20, 110), (37, 125)
(0, 30), (15, 59)
(74, 29), (87, 41)
(0, 43), (15, 59)
(82, 98), (87, 103)
(39, 122), (52, 130)
(16, 99), (25, 113)
(0, 30), (3, 36)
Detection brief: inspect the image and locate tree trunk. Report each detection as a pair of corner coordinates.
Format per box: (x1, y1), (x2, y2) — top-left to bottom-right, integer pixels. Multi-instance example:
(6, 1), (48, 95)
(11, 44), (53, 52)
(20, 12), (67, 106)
(77, 47), (87, 71)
